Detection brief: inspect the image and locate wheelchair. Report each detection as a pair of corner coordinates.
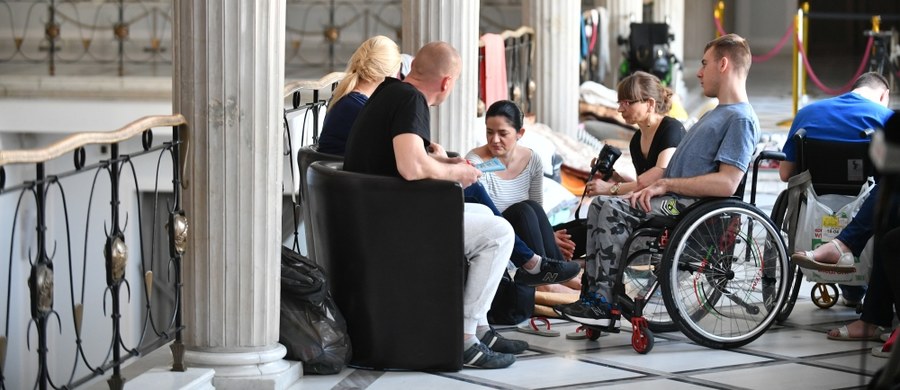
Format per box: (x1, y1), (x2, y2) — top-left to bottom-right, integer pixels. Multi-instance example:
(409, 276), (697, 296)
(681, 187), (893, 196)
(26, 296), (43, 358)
(771, 129), (874, 321)
(617, 22), (681, 87)
(578, 152), (791, 353)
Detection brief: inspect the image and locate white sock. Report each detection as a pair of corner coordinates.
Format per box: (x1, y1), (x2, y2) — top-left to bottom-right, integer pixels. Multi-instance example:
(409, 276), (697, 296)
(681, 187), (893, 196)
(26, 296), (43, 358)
(525, 257), (543, 274)
(464, 335), (478, 349)
(476, 325), (490, 339)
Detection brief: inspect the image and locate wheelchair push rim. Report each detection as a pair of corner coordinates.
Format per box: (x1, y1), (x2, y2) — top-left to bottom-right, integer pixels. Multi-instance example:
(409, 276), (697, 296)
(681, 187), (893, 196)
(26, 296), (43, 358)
(661, 201), (790, 348)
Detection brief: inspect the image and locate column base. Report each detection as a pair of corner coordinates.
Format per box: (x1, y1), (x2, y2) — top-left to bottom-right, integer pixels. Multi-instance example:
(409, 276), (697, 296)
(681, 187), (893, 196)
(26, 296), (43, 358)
(185, 344), (303, 390)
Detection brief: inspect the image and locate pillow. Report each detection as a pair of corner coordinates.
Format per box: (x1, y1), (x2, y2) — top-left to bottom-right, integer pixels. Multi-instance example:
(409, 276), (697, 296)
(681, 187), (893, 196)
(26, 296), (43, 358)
(542, 177), (579, 225)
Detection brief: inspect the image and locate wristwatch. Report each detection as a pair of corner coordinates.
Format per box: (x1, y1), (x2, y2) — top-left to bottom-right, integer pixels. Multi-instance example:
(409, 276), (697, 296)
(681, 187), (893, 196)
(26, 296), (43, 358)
(610, 182), (621, 195)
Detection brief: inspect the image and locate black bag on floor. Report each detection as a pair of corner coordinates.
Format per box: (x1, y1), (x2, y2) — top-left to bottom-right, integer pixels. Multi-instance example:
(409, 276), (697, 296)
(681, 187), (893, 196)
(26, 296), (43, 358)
(279, 246), (351, 374)
(487, 270), (535, 325)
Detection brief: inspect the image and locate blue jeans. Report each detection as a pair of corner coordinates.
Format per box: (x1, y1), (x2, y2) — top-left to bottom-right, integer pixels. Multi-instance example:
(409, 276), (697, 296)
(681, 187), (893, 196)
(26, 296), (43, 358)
(464, 182), (534, 267)
(834, 184), (879, 303)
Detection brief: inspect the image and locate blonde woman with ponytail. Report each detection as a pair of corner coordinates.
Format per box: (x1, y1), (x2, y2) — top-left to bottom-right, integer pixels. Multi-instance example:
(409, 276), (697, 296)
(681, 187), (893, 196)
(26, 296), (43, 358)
(319, 35), (401, 155)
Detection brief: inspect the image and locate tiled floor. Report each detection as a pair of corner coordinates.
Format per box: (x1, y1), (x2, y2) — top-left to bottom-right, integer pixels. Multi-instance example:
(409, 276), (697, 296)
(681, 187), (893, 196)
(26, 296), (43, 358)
(291, 297), (890, 389)
(288, 55), (899, 390)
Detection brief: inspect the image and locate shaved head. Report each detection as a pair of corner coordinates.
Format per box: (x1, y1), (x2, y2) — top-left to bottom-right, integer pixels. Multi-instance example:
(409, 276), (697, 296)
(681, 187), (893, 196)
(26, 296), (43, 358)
(410, 41), (461, 82)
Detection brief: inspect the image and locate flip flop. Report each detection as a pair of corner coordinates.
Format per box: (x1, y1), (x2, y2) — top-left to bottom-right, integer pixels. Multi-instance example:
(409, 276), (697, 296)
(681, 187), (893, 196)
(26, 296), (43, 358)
(791, 241), (856, 273)
(826, 324), (886, 341)
(872, 328), (897, 358)
(517, 317), (560, 337)
(565, 325), (607, 340)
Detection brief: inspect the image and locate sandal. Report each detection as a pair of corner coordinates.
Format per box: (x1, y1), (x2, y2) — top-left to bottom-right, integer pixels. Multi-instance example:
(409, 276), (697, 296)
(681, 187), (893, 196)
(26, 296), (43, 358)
(872, 328), (897, 358)
(517, 317), (560, 337)
(826, 324), (886, 341)
(791, 241), (856, 273)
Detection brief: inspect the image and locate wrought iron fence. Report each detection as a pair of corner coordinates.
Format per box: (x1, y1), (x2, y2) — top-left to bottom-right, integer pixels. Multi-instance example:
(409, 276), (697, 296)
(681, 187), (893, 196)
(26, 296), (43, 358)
(281, 73), (342, 256)
(0, 114), (187, 389)
(477, 26), (535, 115)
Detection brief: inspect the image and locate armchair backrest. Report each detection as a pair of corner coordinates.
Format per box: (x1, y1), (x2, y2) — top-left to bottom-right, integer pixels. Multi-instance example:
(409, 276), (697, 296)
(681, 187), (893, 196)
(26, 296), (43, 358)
(297, 145), (342, 265)
(794, 128), (873, 196)
(306, 161), (466, 371)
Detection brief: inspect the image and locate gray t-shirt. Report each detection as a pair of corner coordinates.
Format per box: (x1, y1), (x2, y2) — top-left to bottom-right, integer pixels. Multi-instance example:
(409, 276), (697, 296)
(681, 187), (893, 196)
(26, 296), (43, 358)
(665, 102), (759, 180)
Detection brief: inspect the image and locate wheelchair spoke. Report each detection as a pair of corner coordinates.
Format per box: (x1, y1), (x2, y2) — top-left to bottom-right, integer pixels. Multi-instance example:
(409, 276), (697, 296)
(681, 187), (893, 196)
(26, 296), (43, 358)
(661, 202), (790, 349)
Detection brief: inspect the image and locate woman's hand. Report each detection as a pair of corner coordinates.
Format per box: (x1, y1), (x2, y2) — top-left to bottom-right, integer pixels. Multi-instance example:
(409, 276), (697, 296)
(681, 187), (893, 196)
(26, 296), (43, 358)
(554, 229), (576, 260)
(585, 178), (613, 196)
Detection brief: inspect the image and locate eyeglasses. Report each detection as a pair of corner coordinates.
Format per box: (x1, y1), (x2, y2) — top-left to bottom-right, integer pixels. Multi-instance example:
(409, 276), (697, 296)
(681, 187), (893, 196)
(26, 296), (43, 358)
(617, 99), (643, 108)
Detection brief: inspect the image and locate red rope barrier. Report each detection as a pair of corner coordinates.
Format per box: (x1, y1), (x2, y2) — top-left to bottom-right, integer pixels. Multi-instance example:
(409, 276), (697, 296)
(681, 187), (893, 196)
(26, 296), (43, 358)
(713, 16), (795, 63)
(714, 12), (876, 95)
(796, 34), (873, 95)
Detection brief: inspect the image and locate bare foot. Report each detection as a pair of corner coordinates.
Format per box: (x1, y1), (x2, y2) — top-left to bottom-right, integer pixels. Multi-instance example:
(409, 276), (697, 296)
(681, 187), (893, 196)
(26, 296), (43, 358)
(827, 320), (880, 339)
(799, 239), (850, 265)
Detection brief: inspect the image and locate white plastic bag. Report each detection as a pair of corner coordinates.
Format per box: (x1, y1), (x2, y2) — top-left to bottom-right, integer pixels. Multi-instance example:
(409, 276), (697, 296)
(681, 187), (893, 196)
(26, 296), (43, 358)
(796, 177), (873, 285)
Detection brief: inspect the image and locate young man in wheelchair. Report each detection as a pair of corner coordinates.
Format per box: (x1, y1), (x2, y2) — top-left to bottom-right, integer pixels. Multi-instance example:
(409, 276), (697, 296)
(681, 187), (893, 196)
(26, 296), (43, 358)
(555, 34), (760, 327)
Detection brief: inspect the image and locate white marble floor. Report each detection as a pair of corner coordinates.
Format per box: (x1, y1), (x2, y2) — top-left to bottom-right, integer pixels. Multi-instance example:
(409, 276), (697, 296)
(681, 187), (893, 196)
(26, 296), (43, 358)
(289, 295), (892, 390)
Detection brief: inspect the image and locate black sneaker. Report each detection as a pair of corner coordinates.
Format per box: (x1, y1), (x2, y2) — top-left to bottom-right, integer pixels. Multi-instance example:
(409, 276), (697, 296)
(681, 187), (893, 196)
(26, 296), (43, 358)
(463, 342), (516, 369)
(480, 328), (529, 354)
(554, 294), (621, 327)
(515, 257), (580, 287)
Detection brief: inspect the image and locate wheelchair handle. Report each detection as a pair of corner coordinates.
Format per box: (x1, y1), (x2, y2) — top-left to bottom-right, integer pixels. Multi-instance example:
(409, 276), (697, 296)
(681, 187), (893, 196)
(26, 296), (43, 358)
(749, 151), (786, 206)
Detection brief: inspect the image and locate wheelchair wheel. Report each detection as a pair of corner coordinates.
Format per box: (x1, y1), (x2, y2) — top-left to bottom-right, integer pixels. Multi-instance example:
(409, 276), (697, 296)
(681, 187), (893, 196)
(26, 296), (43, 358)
(811, 283), (839, 309)
(769, 190), (801, 323)
(619, 249), (677, 333)
(659, 200), (789, 349)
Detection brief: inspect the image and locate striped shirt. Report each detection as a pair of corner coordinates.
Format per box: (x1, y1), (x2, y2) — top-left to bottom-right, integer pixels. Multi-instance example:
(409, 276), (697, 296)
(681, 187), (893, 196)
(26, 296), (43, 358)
(466, 149), (543, 212)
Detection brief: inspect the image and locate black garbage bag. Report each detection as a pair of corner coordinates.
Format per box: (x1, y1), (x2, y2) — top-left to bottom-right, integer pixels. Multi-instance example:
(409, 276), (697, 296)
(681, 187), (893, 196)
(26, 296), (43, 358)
(279, 246), (351, 374)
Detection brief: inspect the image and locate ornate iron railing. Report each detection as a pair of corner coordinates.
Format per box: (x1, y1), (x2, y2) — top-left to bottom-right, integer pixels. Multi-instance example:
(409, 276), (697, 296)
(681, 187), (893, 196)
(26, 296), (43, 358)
(0, 114), (187, 389)
(282, 73), (343, 254)
(478, 26), (535, 115)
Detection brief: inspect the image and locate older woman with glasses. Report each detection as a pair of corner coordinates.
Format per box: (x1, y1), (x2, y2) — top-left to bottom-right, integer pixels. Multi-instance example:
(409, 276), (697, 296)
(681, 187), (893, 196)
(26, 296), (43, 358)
(585, 71), (686, 197)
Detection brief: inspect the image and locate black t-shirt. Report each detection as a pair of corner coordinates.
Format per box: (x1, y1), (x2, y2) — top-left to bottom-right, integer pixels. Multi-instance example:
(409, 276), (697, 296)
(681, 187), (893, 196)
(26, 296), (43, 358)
(628, 116), (686, 176)
(344, 78), (431, 177)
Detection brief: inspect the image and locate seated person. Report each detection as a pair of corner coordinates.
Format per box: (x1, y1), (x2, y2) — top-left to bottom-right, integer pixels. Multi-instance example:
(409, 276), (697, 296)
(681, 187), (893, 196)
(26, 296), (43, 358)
(781, 72), (892, 306)
(792, 111), (900, 347)
(318, 35), (401, 155)
(344, 41), (520, 369)
(555, 34), (760, 326)
(584, 71), (685, 197)
(466, 100), (581, 289)
(316, 40), (578, 288)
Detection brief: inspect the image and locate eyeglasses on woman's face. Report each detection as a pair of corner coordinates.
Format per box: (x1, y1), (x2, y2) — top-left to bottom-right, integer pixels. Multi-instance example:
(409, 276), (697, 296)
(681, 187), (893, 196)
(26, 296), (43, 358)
(617, 99), (643, 109)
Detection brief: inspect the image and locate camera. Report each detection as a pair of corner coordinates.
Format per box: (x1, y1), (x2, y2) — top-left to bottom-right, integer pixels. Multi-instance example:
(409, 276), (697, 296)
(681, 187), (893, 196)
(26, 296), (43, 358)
(590, 144), (622, 181)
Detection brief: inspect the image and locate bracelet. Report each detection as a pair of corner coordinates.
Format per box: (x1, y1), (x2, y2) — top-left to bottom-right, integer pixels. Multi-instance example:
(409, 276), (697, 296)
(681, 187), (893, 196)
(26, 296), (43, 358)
(610, 182), (620, 195)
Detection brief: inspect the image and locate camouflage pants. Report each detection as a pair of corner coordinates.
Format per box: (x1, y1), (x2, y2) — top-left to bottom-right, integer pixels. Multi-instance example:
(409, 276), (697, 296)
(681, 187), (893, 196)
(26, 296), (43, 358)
(584, 194), (697, 300)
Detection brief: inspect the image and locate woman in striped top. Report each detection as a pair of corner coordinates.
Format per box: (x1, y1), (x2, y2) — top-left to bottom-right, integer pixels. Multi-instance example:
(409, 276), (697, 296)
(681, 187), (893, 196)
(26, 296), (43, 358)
(467, 100), (580, 289)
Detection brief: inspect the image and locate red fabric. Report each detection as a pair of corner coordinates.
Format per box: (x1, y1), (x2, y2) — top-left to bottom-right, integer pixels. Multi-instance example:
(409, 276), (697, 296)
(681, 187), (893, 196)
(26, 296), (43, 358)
(479, 33), (508, 109)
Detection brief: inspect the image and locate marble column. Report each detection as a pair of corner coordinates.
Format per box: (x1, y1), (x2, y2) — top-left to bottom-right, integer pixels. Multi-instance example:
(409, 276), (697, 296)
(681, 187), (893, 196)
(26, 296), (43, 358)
(594, 0), (643, 87)
(522, 0), (580, 138)
(173, 1), (301, 389)
(402, 0), (480, 153)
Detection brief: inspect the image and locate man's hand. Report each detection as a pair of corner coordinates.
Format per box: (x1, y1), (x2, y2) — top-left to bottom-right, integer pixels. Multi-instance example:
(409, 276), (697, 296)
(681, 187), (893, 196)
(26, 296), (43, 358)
(554, 229), (576, 260)
(427, 142), (448, 159)
(454, 162), (482, 188)
(628, 179), (668, 212)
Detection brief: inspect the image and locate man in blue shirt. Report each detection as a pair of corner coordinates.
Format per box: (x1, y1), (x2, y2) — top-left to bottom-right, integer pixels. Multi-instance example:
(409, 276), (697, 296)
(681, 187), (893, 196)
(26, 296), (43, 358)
(779, 72), (892, 181)
(780, 72), (892, 334)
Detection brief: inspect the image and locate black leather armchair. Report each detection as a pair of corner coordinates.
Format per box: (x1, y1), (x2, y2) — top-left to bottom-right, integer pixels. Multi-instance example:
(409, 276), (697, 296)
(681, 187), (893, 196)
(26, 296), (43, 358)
(306, 161), (466, 371)
(297, 145), (343, 266)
